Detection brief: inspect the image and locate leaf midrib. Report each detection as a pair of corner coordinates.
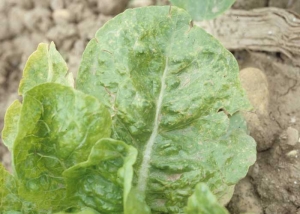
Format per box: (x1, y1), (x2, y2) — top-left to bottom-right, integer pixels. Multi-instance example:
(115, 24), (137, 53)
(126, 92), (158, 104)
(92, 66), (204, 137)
(137, 57), (169, 194)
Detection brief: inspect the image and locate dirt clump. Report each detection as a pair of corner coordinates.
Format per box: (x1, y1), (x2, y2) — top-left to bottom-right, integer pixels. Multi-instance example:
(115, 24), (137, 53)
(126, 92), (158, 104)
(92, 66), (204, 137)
(239, 67), (273, 151)
(228, 50), (300, 214)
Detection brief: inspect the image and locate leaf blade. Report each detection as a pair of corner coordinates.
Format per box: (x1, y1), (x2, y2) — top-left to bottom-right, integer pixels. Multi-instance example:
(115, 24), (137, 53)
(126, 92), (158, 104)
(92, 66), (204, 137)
(13, 83), (111, 211)
(2, 100), (22, 151)
(184, 183), (229, 214)
(0, 163), (22, 213)
(63, 138), (137, 213)
(169, 0), (236, 21)
(76, 6), (255, 212)
(18, 42), (73, 95)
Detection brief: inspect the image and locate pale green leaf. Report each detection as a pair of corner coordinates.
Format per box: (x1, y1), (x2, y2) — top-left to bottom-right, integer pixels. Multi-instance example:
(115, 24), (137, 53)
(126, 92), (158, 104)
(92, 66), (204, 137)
(13, 83), (111, 211)
(63, 138), (137, 213)
(18, 42), (74, 95)
(0, 163), (22, 213)
(0, 164), (39, 213)
(54, 207), (100, 214)
(76, 6), (255, 213)
(184, 183), (229, 214)
(2, 100), (22, 151)
(124, 188), (151, 214)
(0, 162), (48, 213)
(169, 0), (236, 21)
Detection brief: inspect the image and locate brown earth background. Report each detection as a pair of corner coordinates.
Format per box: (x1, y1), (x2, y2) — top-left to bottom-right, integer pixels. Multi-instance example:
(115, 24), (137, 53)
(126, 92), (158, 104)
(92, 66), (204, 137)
(0, 0), (300, 213)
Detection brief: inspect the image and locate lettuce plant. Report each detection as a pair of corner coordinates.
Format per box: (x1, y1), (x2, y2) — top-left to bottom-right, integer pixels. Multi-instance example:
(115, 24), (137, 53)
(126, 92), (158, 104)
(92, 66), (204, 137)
(0, 6), (256, 214)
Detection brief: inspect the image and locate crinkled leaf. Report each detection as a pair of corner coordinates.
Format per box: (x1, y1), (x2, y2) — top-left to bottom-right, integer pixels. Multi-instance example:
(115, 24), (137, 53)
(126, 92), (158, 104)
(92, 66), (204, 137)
(184, 183), (229, 214)
(54, 207), (100, 214)
(18, 42), (74, 95)
(4, 42), (73, 152)
(13, 83), (111, 211)
(124, 188), (151, 214)
(63, 138), (137, 213)
(0, 163), (22, 213)
(0, 164), (38, 213)
(76, 6), (255, 213)
(2, 100), (22, 151)
(169, 0), (236, 21)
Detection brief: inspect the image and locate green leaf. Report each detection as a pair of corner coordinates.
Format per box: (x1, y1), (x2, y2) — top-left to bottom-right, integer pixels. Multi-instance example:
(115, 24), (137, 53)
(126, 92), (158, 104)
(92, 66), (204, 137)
(0, 163), (22, 213)
(18, 42), (74, 95)
(63, 138), (137, 213)
(228, 111), (248, 133)
(0, 162), (51, 213)
(169, 0), (236, 21)
(124, 188), (151, 214)
(184, 183), (229, 214)
(54, 207), (100, 214)
(2, 100), (22, 151)
(3, 42), (74, 167)
(13, 83), (111, 211)
(76, 6), (255, 213)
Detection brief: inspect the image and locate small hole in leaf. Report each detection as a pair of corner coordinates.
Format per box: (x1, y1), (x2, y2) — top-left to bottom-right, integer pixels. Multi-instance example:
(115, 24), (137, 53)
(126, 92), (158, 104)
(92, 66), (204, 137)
(217, 108), (229, 117)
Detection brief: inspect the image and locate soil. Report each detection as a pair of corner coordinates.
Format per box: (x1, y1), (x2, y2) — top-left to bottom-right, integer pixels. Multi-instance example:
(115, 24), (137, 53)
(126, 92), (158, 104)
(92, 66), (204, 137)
(0, 0), (300, 213)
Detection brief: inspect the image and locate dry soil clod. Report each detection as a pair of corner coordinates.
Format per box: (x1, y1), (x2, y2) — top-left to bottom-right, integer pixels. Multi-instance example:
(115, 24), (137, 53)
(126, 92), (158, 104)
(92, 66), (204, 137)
(239, 67), (272, 151)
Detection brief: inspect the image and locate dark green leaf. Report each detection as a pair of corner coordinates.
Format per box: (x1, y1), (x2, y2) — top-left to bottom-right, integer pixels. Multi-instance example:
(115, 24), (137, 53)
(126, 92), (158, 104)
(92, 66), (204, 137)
(63, 138), (137, 213)
(76, 6), (255, 213)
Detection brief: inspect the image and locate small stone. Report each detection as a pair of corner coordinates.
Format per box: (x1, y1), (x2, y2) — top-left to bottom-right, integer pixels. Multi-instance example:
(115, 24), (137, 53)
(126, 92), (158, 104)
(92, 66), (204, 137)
(286, 127), (299, 146)
(290, 116), (297, 124)
(286, 150), (298, 158)
(50, 0), (64, 10)
(129, 0), (153, 8)
(239, 67), (272, 151)
(97, 0), (129, 15)
(240, 67), (269, 115)
(52, 9), (71, 24)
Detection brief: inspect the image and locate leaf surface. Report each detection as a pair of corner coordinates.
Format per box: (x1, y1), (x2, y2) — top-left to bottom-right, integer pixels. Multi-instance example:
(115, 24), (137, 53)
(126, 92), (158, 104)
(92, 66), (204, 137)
(63, 138), (137, 213)
(13, 83), (111, 211)
(76, 6), (255, 213)
(0, 163), (52, 213)
(18, 42), (73, 95)
(124, 188), (151, 214)
(3, 42), (74, 154)
(54, 207), (100, 214)
(184, 183), (229, 214)
(0, 163), (22, 213)
(169, 0), (236, 21)
(2, 100), (22, 151)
